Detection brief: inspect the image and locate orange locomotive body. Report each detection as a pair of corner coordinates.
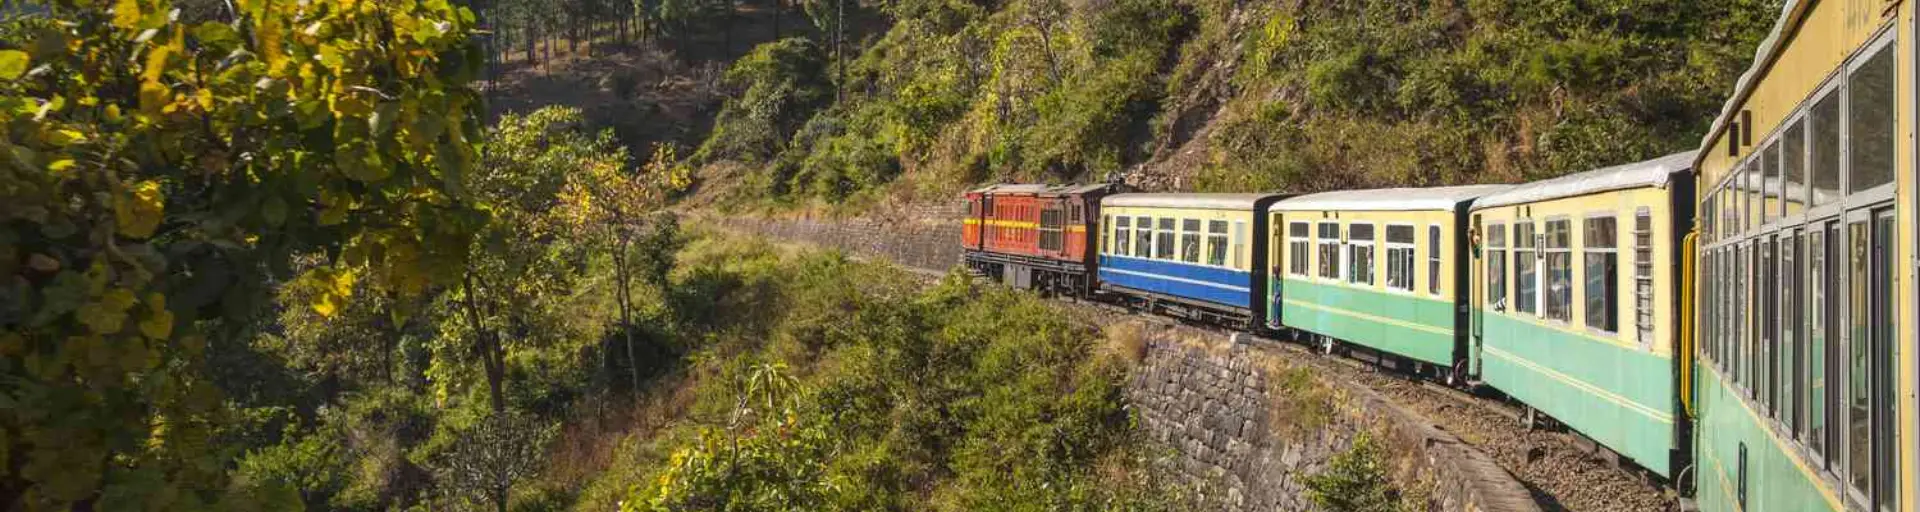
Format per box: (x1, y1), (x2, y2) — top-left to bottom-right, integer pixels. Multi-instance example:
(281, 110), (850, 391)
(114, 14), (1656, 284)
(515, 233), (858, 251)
(961, 184), (1123, 296)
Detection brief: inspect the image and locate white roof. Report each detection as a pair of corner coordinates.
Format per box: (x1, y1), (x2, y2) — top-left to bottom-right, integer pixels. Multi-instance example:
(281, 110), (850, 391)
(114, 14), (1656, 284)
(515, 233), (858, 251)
(1267, 185), (1513, 213)
(1103, 193), (1281, 211)
(1698, 0), (1808, 155)
(1474, 151), (1697, 210)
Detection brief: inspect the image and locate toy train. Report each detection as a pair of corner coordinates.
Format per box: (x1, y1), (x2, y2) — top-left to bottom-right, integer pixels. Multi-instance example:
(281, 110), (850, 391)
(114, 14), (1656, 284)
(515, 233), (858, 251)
(964, 3), (1919, 510)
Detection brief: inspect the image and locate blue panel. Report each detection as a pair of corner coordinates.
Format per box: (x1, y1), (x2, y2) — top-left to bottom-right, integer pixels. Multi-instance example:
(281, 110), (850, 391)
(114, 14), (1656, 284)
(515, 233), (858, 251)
(1099, 255), (1251, 309)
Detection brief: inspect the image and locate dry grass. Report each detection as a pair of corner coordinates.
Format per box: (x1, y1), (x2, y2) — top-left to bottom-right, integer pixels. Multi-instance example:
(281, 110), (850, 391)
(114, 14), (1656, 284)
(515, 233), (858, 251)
(1259, 355), (1344, 441)
(1103, 320), (1149, 366)
(540, 373), (700, 487)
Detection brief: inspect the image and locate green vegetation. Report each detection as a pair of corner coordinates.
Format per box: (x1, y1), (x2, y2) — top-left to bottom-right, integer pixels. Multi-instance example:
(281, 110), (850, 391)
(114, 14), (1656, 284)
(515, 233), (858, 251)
(592, 236), (1188, 511)
(688, 0), (1780, 206)
(1303, 432), (1420, 512)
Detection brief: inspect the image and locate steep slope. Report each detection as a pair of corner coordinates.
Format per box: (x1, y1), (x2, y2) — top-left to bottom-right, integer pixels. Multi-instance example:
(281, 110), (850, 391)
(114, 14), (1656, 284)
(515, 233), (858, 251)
(688, 0), (1782, 208)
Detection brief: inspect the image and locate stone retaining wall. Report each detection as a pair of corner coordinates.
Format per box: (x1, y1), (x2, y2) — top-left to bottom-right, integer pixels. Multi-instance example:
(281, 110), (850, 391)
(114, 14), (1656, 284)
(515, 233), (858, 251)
(1129, 338), (1542, 511)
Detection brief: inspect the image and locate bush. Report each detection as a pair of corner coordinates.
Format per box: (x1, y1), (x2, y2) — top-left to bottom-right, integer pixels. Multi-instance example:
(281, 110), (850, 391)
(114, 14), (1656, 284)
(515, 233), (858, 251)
(1303, 432), (1413, 512)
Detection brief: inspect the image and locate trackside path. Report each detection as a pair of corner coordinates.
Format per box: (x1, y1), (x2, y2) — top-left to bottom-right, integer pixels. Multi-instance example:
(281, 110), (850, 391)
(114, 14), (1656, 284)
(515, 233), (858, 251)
(699, 211), (1676, 512)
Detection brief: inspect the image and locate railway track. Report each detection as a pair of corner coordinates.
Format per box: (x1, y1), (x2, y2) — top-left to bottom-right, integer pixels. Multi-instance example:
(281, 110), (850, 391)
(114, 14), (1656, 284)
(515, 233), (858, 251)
(1059, 296), (1676, 512)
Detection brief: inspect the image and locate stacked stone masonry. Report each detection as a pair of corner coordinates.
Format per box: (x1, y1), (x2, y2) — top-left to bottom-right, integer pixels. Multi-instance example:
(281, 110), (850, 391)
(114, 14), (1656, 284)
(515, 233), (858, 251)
(705, 208), (1543, 512)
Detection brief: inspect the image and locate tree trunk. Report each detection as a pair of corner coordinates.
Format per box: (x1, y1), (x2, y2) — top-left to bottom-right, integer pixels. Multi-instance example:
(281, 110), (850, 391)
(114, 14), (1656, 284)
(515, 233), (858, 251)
(462, 273), (508, 414)
(612, 233), (641, 395)
(834, 0), (844, 102)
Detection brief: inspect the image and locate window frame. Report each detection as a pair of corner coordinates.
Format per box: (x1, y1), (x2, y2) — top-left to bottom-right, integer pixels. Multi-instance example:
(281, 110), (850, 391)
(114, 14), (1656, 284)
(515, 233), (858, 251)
(1427, 224), (1444, 296)
(1581, 212), (1620, 336)
(1541, 216), (1574, 324)
(1384, 223), (1417, 293)
(1317, 221), (1343, 282)
(1287, 221), (1312, 277)
(1513, 219), (1539, 316)
(1486, 222), (1507, 311)
(1347, 222), (1377, 287)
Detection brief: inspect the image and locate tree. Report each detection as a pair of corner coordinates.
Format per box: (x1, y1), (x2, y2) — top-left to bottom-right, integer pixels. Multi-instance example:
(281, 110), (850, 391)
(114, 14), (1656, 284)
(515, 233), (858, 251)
(0, 0), (483, 507)
(436, 411), (555, 512)
(559, 140), (687, 394)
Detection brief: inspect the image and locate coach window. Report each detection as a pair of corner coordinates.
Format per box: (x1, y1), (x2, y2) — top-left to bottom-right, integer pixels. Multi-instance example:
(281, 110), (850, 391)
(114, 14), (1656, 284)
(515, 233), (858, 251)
(1761, 141), (1779, 225)
(1761, 236), (1778, 417)
(1785, 228), (1804, 437)
(1783, 119), (1806, 217)
(1288, 222), (1311, 276)
(1487, 223), (1507, 310)
(1180, 219), (1203, 263)
(1427, 225), (1443, 296)
(1206, 220), (1229, 266)
(1744, 160), (1760, 232)
(1631, 210), (1653, 348)
(1348, 223), (1376, 286)
(1543, 218), (1572, 323)
(1156, 218), (1176, 260)
(1848, 45), (1895, 195)
(1583, 215), (1618, 334)
(1514, 221), (1538, 315)
(1113, 217), (1130, 256)
(1385, 225), (1416, 292)
(1134, 216), (1153, 258)
(1232, 221), (1247, 269)
(1317, 222), (1342, 280)
(1810, 89), (1841, 207)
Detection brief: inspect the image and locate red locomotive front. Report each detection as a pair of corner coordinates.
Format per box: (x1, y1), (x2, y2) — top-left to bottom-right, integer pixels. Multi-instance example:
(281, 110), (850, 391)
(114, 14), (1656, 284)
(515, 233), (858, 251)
(960, 183), (1123, 296)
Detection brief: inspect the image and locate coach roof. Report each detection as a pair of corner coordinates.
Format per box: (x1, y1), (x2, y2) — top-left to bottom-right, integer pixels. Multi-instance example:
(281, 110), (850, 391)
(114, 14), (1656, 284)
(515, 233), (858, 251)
(1267, 185), (1513, 212)
(969, 183), (1114, 195)
(1472, 151), (1697, 210)
(1103, 193), (1284, 211)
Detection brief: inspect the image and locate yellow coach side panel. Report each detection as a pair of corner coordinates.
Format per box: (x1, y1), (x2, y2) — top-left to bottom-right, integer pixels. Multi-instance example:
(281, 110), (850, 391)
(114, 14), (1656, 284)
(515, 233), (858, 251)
(1471, 187), (1678, 356)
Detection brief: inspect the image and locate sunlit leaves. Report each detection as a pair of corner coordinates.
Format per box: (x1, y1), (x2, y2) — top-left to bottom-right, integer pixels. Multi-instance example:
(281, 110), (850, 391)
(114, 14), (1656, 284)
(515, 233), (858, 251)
(0, 0), (483, 505)
(0, 50), (27, 80)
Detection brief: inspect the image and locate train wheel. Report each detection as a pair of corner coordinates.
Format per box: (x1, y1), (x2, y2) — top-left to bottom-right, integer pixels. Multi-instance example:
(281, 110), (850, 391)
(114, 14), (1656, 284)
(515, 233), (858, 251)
(1521, 406), (1539, 431)
(1445, 360), (1466, 387)
(1317, 335), (1334, 355)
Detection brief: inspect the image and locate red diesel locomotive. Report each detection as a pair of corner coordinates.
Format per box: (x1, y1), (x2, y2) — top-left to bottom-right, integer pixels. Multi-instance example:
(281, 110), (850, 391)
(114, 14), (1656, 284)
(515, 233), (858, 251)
(961, 183), (1124, 296)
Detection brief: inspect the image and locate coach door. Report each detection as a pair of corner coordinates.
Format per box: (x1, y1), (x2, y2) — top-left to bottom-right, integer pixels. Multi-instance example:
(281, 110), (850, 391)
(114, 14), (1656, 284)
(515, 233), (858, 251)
(1470, 214), (1486, 375)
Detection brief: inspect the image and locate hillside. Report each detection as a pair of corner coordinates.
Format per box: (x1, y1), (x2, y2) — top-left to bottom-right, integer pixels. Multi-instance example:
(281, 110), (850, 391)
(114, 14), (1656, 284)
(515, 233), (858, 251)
(670, 0), (1781, 210)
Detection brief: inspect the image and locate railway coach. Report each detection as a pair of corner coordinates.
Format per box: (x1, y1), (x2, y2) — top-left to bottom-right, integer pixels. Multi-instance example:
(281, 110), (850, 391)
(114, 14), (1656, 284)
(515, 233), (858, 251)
(1687, 0), (1915, 510)
(1096, 194), (1286, 329)
(962, 183), (1123, 295)
(1262, 185), (1511, 384)
(1469, 151), (1698, 480)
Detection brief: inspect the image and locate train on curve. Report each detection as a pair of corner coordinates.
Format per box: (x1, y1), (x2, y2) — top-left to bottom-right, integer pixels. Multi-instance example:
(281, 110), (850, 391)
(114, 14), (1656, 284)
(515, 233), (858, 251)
(961, 2), (1917, 510)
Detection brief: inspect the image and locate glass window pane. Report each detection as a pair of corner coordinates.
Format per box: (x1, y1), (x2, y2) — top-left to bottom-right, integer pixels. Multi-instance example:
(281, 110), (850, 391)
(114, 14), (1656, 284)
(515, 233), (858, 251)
(1516, 222), (1538, 315)
(1849, 48), (1896, 193)
(1810, 227), (1829, 460)
(1135, 216), (1153, 258)
(1811, 92), (1842, 204)
(1428, 225), (1443, 295)
(1762, 142), (1780, 224)
(1848, 219), (1870, 495)
(1156, 218), (1176, 259)
(1584, 216), (1619, 332)
(1544, 219), (1572, 322)
(1784, 122), (1806, 216)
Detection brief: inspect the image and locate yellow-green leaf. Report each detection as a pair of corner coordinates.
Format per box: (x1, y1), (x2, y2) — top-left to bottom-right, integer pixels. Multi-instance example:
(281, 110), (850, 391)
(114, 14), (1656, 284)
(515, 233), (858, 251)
(112, 0), (143, 30)
(0, 50), (28, 80)
(114, 180), (164, 239)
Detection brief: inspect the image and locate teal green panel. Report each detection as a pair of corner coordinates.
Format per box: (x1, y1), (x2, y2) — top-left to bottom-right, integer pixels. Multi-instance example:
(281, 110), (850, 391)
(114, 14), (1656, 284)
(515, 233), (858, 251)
(1693, 363), (1846, 512)
(1280, 279), (1455, 365)
(1478, 312), (1676, 476)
